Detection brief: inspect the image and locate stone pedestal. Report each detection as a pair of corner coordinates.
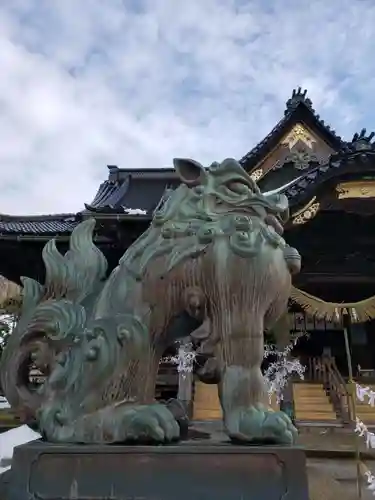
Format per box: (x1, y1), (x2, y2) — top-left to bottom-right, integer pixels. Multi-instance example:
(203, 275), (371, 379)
(2, 440), (309, 500)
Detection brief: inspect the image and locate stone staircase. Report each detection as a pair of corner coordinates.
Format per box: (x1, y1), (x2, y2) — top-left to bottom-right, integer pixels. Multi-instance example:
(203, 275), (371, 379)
(293, 382), (337, 422)
(192, 380), (347, 423)
(193, 382), (222, 421)
(192, 381), (279, 421)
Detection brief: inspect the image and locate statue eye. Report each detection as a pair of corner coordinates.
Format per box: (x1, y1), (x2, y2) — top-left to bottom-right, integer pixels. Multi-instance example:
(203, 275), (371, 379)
(226, 182), (249, 194)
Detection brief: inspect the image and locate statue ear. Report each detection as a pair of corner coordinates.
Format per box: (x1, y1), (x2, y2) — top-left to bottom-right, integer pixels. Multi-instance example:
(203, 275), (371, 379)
(173, 158), (206, 186)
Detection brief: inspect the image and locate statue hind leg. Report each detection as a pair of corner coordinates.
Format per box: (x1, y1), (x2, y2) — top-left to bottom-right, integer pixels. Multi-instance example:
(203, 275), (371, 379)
(67, 343), (181, 444)
(217, 299), (297, 445)
(90, 304), (205, 444)
(35, 314), (181, 445)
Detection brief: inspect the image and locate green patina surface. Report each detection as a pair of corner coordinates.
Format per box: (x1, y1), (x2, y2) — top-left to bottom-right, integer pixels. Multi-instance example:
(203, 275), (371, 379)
(0, 158), (301, 445)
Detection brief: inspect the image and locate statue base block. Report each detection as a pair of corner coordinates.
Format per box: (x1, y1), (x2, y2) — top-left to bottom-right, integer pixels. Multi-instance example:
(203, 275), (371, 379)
(4, 440), (309, 500)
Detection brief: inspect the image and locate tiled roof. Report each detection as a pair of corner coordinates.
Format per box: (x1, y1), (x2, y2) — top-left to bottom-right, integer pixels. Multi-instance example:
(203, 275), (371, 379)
(85, 129), (375, 218)
(0, 214), (78, 234)
(280, 129), (375, 206)
(239, 88), (344, 171)
(87, 177), (130, 211)
(85, 173), (179, 216)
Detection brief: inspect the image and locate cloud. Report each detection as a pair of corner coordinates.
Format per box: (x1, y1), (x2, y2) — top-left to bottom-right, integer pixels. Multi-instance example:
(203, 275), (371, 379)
(0, 0), (375, 214)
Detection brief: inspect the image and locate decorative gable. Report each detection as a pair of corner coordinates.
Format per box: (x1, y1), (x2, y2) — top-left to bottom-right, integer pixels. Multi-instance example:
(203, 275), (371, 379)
(240, 88), (342, 191)
(251, 122), (335, 186)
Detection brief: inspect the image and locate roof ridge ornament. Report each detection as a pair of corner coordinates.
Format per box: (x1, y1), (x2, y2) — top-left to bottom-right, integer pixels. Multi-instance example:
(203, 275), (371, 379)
(344, 128), (375, 152)
(284, 88), (340, 141)
(285, 87), (313, 115)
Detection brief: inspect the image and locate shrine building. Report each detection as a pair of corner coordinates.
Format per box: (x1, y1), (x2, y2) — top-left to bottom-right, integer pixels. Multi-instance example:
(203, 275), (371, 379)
(1, 87), (375, 426)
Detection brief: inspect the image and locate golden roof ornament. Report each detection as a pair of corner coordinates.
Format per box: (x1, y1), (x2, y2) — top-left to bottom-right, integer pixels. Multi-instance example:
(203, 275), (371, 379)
(281, 123), (316, 150)
(250, 168), (263, 182)
(292, 199), (320, 225)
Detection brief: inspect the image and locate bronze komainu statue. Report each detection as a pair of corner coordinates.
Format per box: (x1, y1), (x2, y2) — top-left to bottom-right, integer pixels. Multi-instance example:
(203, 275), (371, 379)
(0, 158), (301, 445)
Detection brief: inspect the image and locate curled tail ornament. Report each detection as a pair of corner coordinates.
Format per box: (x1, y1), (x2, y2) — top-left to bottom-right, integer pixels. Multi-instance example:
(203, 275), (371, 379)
(0, 219), (148, 441)
(0, 219), (107, 418)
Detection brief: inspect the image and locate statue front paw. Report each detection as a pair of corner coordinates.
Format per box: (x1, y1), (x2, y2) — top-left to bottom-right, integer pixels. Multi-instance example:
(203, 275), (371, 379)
(118, 403), (180, 444)
(225, 404), (297, 445)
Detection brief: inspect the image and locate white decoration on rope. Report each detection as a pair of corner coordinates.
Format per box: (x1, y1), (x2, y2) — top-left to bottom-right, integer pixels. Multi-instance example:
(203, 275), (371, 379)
(354, 382), (375, 494)
(264, 358), (305, 403)
(365, 470), (375, 494)
(355, 416), (375, 493)
(263, 331), (308, 360)
(162, 342), (196, 379)
(263, 332), (307, 403)
(163, 332), (308, 396)
(356, 383), (375, 407)
(355, 418), (375, 449)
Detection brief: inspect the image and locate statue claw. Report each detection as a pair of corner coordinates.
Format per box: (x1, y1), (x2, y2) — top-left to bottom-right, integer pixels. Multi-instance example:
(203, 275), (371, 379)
(117, 403), (180, 444)
(225, 404), (297, 445)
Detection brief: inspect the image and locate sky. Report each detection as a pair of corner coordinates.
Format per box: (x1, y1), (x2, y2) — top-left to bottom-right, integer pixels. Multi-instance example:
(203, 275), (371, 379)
(1, 0), (375, 215)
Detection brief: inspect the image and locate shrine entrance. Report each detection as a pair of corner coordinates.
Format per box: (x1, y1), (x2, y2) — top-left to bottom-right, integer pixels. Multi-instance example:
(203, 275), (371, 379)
(290, 311), (349, 379)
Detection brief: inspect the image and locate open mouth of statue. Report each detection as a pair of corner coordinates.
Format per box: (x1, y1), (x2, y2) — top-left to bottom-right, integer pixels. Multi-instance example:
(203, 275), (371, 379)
(264, 214), (284, 236)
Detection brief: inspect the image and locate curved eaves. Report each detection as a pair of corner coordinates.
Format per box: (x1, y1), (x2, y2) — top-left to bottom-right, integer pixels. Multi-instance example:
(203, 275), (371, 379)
(281, 148), (375, 208)
(84, 176), (130, 212)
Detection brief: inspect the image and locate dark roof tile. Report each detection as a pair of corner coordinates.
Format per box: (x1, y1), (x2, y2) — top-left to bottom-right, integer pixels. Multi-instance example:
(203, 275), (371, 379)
(86, 177), (131, 212)
(0, 215), (78, 234)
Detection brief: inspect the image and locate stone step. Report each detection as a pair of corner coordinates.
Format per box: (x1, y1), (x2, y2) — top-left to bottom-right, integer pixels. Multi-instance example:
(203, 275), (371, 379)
(193, 382), (279, 421)
(293, 383), (337, 422)
(295, 413), (337, 421)
(293, 387), (328, 394)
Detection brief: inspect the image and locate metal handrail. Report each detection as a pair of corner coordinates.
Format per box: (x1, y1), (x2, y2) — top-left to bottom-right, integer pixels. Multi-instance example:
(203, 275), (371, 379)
(303, 355), (350, 423)
(322, 356), (350, 423)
